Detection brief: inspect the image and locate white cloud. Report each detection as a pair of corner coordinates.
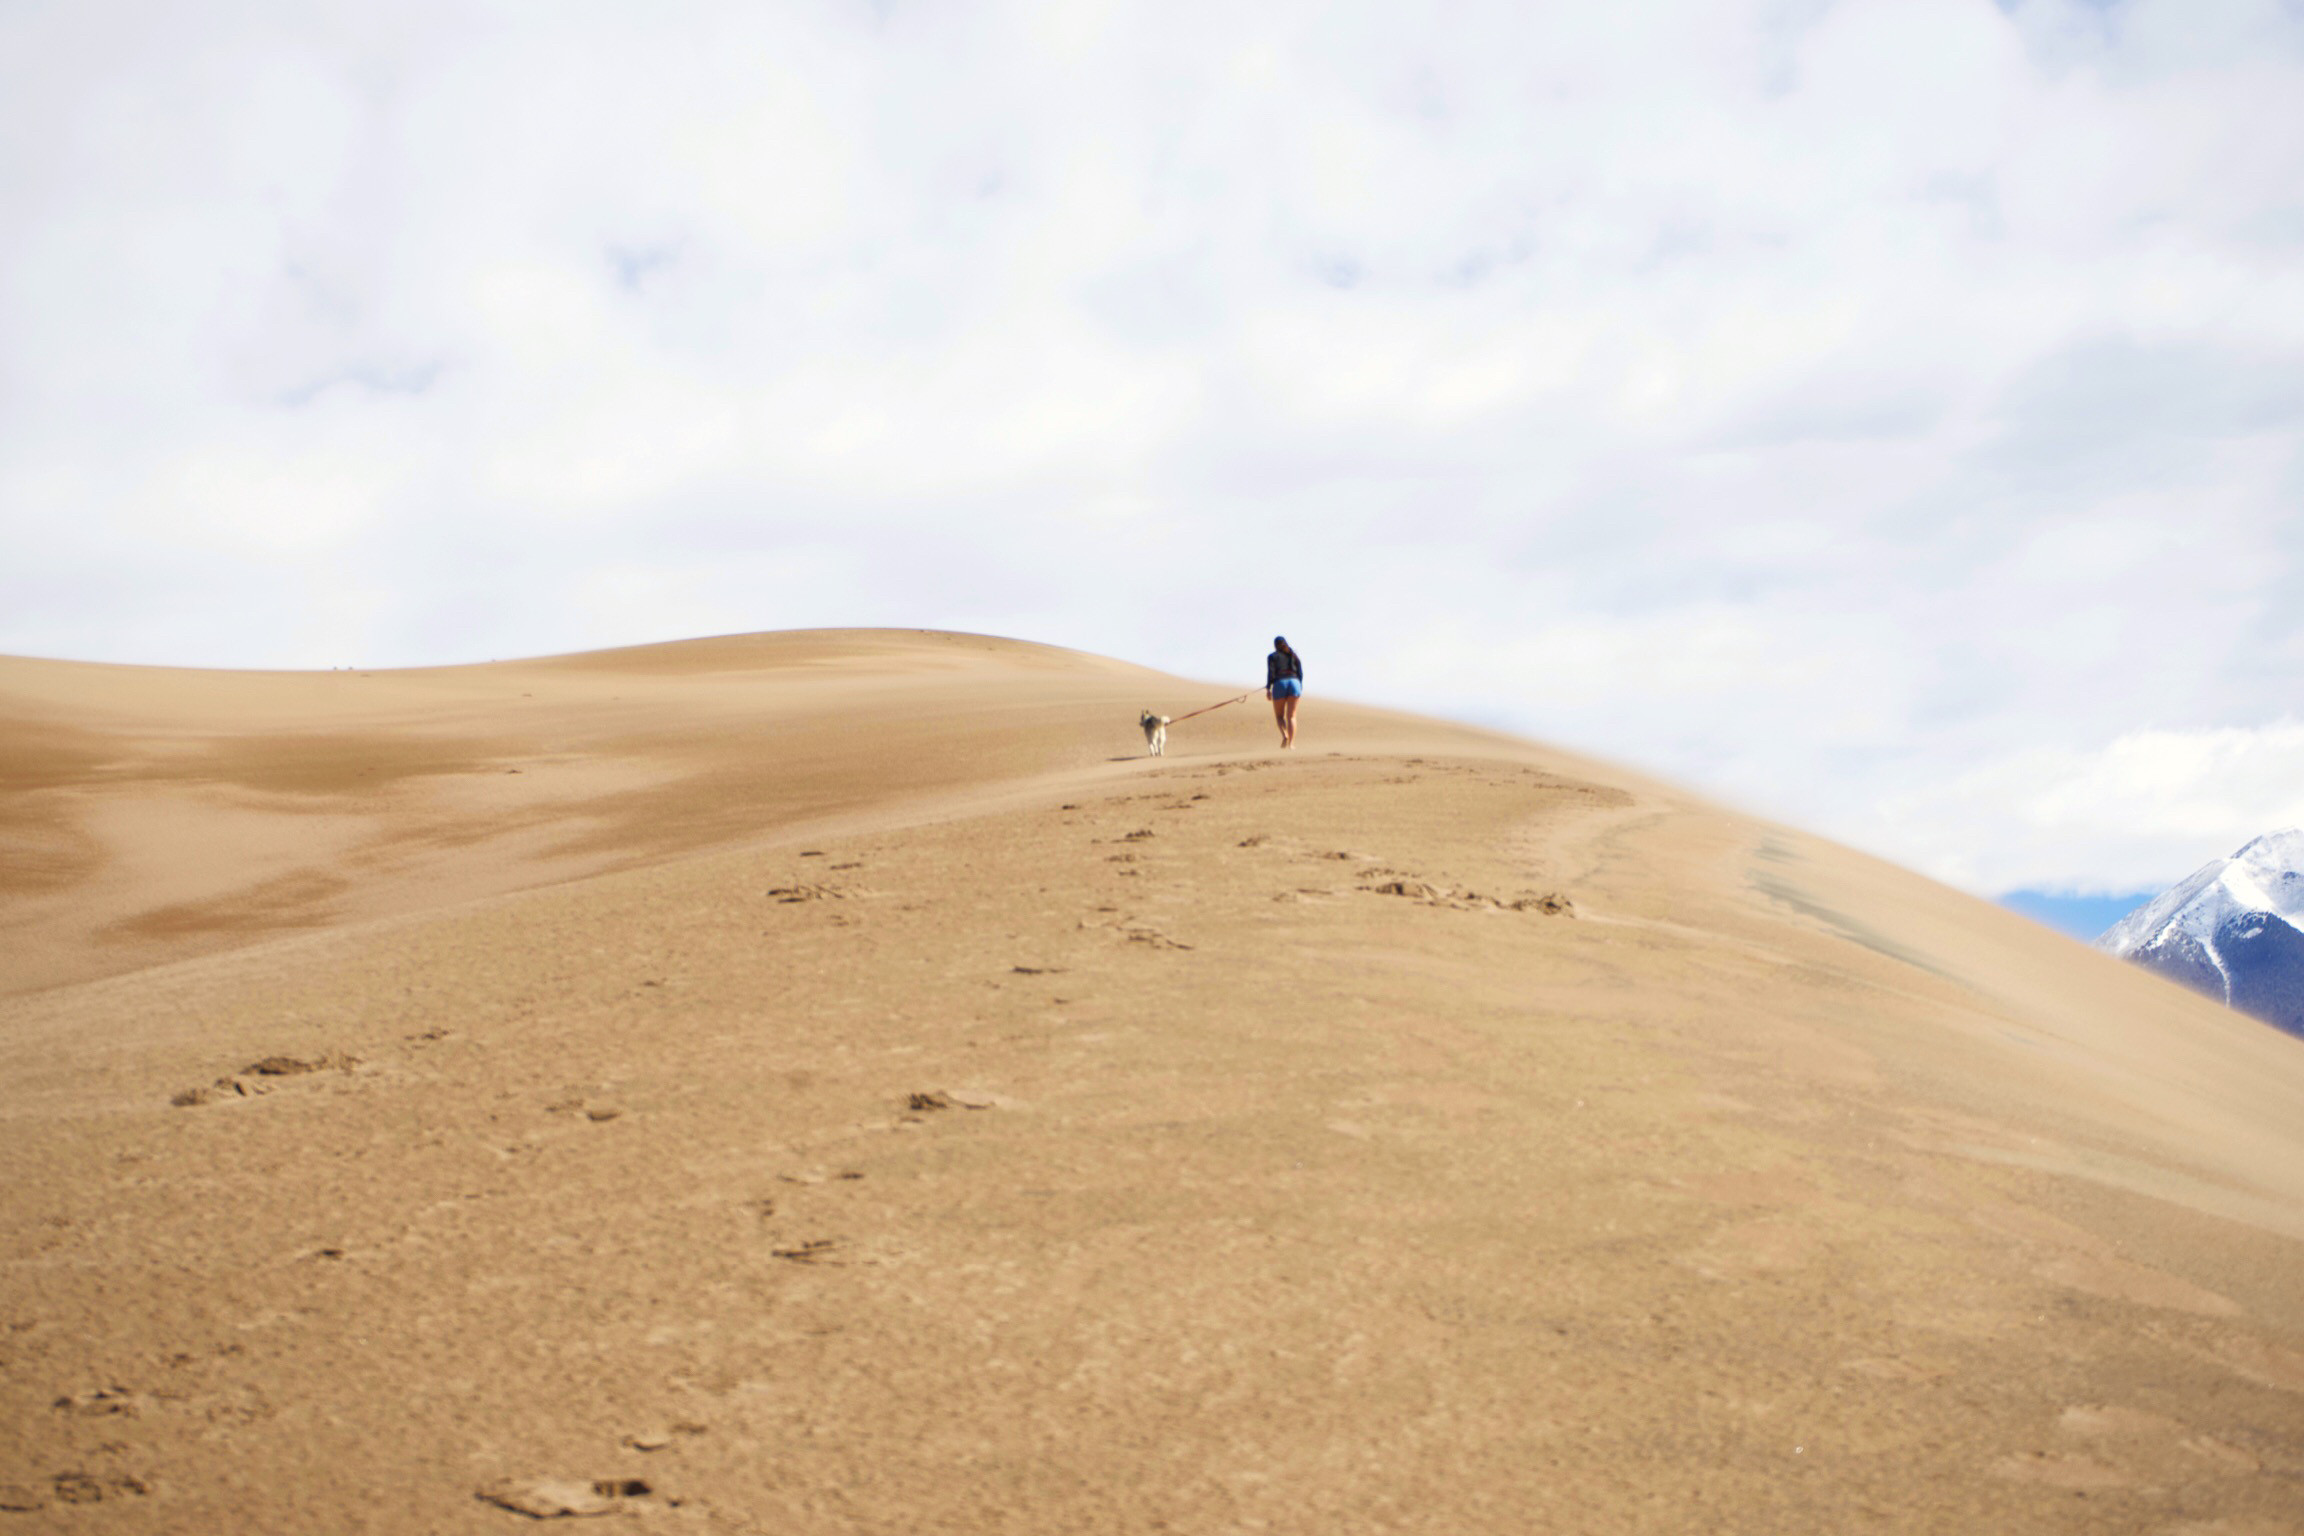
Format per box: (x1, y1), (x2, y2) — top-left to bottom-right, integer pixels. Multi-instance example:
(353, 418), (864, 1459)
(1885, 721), (2304, 892)
(2, 0), (2301, 894)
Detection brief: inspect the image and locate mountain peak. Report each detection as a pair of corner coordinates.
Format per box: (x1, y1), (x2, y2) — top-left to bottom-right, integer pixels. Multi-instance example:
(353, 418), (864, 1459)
(2098, 829), (2304, 1035)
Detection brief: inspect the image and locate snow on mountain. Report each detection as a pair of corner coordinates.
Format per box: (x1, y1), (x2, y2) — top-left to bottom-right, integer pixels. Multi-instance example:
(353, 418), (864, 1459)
(2097, 829), (2304, 1037)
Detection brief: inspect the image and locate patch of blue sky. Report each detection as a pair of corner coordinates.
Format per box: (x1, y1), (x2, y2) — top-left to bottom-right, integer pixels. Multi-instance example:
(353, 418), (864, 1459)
(1998, 888), (2159, 943)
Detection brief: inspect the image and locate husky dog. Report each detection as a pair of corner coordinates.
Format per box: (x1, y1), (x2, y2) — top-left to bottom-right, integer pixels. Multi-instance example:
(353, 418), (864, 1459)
(1139, 710), (1170, 757)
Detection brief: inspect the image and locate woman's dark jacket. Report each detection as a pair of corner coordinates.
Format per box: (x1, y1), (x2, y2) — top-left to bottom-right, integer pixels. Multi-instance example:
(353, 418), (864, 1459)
(1266, 649), (1303, 688)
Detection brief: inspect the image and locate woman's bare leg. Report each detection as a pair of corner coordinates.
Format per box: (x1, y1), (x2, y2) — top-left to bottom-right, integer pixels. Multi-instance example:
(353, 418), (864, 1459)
(1270, 692), (1287, 745)
(1281, 696), (1299, 747)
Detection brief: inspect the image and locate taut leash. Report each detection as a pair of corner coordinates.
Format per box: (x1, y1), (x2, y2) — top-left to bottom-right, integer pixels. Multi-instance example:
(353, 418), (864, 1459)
(1165, 689), (1260, 725)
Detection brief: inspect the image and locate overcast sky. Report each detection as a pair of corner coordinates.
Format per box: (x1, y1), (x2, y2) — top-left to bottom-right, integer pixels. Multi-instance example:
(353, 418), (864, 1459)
(4, 0), (2301, 898)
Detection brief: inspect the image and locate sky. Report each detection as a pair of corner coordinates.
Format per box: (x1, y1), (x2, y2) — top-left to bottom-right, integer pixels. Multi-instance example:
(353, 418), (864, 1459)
(1998, 886), (2160, 940)
(3, 0), (2302, 900)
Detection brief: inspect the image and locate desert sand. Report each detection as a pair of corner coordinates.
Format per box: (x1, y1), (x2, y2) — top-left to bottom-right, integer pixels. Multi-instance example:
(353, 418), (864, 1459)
(2, 628), (2301, 1534)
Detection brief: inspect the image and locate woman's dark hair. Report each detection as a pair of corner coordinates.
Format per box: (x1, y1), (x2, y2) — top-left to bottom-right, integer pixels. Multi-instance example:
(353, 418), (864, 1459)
(1273, 635), (1294, 653)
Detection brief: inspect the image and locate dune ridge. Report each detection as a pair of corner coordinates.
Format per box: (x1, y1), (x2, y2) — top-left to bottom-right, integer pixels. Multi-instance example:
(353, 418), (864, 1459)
(2, 630), (2301, 1533)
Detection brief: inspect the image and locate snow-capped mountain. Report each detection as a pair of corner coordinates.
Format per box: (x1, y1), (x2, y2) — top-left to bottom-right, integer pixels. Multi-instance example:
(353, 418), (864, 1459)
(2097, 829), (2304, 1037)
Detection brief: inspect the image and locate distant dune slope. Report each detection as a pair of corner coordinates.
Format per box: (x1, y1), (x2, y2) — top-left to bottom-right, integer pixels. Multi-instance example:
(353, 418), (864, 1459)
(0, 629), (1474, 996)
(2, 630), (2300, 1534)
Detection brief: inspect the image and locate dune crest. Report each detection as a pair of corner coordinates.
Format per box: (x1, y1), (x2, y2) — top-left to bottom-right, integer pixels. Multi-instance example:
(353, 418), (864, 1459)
(3, 630), (2301, 1533)
(0, 630), (1223, 996)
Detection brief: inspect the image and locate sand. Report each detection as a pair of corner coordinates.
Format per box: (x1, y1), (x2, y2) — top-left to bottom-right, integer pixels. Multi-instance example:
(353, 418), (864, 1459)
(2, 628), (2300, 1533)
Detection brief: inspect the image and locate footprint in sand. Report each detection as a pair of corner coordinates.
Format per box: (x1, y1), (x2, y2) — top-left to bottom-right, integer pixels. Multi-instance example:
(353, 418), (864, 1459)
(477, 1477), (653, 1517)
(907, 1088), (1018, 1112)
(51, 1386), (141, 1418)
(1366, 879), (1444, 901)
(45, 1472), (148, 1505)
(545, 1096), (624, 1123)
(624, 1423), (707, 1452)
(771, 1238), (842, 1265)
(171, 1053), (361, 1107)
(247, 1055), (329, 1076)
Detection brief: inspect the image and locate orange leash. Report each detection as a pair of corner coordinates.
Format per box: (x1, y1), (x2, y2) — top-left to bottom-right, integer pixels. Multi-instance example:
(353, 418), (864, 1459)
(1166, 689), (1260, 725)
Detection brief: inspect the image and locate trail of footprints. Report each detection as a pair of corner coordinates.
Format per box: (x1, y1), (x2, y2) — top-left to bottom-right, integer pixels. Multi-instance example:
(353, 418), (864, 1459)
(166, 845), (888, 1114)
(1098, 828), (1572, 922)
(1081, 759), (1578, 929)
(445, 1086), (1021, 1513)
(149, 1057), (1010, 1517)
(130, 764), (1580, 1515)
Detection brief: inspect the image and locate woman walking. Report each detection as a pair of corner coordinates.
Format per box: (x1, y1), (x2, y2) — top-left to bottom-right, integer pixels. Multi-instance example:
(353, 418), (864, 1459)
(1266, 636), (1303, 748)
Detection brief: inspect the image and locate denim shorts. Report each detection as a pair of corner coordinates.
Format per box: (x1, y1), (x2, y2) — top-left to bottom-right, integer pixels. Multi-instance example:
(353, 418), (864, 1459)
(1272, 677), (1302, 700)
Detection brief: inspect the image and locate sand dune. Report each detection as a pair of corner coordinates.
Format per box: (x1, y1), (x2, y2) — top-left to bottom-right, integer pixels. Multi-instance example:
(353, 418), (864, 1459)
(2, 629), (2300, 1533)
